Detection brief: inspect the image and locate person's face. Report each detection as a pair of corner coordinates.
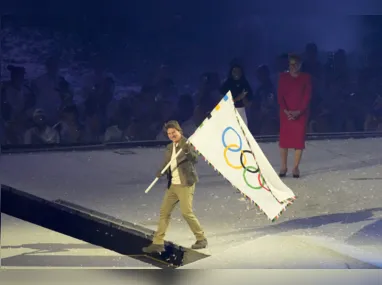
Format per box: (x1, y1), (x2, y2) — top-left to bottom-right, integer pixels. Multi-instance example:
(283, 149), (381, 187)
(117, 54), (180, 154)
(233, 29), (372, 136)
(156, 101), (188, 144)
(167, 127), (182, 143)
(231, 67), (242, 80)
(289, 59), (301, 74)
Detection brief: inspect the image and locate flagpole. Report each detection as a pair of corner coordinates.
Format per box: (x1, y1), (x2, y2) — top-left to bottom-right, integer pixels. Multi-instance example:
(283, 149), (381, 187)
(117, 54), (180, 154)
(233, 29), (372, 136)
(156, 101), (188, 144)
(147, 96), (224, 195)
(144, 147), (184, 194)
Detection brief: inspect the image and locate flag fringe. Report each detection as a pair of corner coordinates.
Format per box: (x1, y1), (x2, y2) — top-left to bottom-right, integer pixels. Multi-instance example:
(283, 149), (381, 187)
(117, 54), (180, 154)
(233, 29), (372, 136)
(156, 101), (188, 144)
(191, 144), (296, 222)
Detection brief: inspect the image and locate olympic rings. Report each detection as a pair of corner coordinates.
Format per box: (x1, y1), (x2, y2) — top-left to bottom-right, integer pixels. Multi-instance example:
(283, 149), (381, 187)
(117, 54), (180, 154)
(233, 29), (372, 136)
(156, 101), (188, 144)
(221, 126), (269, 192)
(258, 173), (270, 191)
(243, 167), (263, 189)
(240, 150), (259, 173)
(222, 127), (242, 152)
(224, 144), (248, 169)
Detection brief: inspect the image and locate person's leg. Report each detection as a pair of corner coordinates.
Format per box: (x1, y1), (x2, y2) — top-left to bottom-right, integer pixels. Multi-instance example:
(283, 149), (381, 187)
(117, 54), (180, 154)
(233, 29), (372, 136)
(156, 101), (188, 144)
(292, 149), (303, 178)
(279, 148), (288, 176)
(174, 184), (207, 249)
(143, 186), (178, 253)
(152, 186), (179, 244)
(236, 107), (248, 125)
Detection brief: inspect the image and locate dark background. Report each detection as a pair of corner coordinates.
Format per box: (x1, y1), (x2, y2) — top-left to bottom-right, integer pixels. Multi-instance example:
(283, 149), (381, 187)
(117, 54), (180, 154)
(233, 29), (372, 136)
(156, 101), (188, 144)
(2, 1), (382, 88)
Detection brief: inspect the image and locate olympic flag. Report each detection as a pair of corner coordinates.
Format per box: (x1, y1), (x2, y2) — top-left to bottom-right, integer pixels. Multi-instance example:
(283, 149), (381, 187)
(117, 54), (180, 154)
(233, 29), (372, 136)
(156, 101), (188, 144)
(188, 91), (296, 220)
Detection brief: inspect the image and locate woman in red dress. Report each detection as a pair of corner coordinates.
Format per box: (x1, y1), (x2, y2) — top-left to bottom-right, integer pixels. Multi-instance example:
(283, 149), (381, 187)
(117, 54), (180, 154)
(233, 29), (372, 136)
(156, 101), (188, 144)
(277, 54), (312, 178)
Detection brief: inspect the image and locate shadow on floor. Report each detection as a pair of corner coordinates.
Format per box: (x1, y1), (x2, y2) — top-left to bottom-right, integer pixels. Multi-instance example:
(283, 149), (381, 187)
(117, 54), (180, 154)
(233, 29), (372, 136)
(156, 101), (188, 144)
(1, 242), (150, 267)
(215, 207), (382, 241)
(1, 242), (98, 253)
(1, 254), (149, 267)
(346, 219), (382, 246)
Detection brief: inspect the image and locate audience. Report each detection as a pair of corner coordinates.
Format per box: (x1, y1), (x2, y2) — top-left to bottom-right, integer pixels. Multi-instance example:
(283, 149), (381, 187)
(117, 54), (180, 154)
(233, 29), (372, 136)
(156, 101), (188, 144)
(2, 42), (382, 146)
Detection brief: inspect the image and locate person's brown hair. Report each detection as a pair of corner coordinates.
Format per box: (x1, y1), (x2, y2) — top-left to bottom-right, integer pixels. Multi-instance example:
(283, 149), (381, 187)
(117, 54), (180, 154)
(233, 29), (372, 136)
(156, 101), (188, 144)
(163, 120), (183, 134)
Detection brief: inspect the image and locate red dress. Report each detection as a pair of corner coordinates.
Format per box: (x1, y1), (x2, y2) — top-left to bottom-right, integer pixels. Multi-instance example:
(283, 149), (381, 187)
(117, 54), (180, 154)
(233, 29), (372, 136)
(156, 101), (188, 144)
(277, 72), (312, 149)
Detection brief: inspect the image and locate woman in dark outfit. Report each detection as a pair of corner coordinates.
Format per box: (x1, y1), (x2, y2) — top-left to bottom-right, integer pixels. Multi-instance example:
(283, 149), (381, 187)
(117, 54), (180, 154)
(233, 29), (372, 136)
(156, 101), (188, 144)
(220, 64), (254, 125)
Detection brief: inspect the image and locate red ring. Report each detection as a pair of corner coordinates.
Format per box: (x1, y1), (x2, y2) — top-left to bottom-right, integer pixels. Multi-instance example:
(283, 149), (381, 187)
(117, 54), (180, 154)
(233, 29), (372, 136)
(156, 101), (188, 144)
(257, 172), (270, 191)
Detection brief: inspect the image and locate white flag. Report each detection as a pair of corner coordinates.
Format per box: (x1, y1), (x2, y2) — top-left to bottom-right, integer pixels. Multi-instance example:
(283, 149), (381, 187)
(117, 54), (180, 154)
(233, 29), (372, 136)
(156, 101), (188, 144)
(189, 91), (296, 220)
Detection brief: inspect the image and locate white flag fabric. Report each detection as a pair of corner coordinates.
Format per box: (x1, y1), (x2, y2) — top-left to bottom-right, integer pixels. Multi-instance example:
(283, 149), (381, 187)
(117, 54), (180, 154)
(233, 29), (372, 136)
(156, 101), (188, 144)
(188, 91), (296, 220)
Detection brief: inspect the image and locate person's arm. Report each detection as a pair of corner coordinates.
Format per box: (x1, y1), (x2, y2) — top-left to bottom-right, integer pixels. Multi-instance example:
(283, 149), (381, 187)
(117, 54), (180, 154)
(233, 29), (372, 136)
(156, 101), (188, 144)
(277, 74), (288, 111)
(181, 141), (198, 163)
(277, 74), (294, 120)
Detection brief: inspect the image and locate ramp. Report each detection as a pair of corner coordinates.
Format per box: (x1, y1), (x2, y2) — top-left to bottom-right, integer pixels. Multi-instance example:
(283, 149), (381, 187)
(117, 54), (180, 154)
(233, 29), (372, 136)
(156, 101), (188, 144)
(1, 185), (209, 268)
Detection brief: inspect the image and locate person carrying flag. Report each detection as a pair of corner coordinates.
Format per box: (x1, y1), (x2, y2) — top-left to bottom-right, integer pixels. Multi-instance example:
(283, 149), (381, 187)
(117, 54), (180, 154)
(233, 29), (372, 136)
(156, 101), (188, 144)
(142, 120), (208, 253)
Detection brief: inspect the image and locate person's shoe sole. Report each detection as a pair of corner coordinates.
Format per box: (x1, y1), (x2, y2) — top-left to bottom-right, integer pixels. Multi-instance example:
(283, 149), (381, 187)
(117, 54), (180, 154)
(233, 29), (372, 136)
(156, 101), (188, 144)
(191, 244), (208, 250)
(191, 244), (208, 249)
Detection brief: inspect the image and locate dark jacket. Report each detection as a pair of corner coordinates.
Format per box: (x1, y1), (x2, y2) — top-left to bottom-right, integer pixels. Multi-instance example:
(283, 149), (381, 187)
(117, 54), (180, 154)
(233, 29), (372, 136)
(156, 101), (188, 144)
(157, 136), (199, 189)
(220, 64), (254, 108)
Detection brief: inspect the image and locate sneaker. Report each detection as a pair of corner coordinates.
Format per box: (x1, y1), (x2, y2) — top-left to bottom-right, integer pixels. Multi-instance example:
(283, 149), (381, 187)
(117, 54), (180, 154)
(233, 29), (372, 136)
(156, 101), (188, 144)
(191, 239), (208, 250)
(142, 243), (165, 254)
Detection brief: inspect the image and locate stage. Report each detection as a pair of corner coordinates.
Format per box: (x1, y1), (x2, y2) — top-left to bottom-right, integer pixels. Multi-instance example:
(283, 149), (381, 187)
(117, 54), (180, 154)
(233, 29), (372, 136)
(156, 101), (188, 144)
(1, 138), (382, 269)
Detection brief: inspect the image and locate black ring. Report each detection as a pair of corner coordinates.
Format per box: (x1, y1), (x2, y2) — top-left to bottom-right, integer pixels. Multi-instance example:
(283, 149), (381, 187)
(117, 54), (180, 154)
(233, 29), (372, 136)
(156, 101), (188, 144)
(240, 150), (259, 173)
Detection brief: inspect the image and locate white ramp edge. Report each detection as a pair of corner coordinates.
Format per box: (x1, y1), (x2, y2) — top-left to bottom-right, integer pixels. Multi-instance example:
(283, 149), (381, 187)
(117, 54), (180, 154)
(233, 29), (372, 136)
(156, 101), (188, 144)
(294, 235), (382, 268)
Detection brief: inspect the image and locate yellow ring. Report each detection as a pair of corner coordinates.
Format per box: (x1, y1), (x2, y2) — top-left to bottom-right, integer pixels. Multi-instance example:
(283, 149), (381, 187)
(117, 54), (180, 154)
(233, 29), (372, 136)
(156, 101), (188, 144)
(224, 143), (247, 169)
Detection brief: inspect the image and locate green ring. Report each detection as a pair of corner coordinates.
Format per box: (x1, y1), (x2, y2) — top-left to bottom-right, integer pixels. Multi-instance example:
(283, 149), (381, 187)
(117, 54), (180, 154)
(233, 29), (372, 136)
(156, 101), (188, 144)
(243, 166), (263, 190)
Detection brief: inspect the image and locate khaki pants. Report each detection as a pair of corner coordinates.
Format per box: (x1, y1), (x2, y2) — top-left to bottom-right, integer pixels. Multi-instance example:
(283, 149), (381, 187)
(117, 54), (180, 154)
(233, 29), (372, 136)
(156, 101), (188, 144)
(152, 184), (205, 245)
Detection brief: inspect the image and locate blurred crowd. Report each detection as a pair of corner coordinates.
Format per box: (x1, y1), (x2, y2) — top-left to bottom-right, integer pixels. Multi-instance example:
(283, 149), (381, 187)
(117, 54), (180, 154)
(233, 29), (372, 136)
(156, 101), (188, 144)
(1, 42), (382, 146)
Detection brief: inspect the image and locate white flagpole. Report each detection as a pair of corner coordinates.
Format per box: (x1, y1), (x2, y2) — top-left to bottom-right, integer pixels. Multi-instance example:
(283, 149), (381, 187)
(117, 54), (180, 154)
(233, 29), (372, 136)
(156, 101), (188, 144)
(144, 148), (183, 193)
(144, 94), (221, 194)
(144, 138), (195, 194)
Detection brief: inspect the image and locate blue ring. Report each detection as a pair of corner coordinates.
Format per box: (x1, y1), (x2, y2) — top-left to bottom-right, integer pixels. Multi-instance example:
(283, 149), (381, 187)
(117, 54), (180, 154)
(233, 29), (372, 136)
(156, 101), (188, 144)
(222, 126), (242, 152)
